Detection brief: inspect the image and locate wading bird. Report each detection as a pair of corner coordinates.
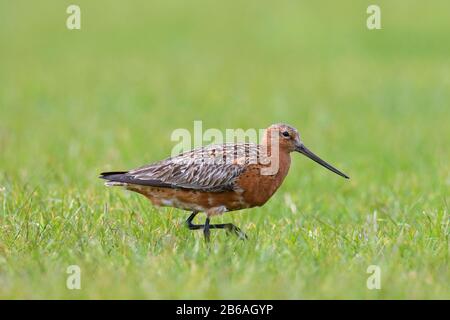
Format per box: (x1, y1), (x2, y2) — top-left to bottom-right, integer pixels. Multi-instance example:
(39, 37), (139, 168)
(100, 124), (349, 241)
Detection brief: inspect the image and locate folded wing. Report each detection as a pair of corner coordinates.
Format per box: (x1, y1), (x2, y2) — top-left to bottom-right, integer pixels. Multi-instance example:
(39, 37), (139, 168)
(100, 143), (261, 192)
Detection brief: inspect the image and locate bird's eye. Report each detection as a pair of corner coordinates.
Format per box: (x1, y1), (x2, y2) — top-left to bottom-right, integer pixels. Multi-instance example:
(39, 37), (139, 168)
(282, 131), (290, 137)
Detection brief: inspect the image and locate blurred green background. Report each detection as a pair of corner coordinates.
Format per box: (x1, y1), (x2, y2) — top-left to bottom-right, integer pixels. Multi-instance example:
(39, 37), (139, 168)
(0, 1), (448, 299)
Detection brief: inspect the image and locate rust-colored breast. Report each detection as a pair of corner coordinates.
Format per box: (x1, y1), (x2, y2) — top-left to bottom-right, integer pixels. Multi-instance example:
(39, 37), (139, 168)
(236, 152), (291, 207)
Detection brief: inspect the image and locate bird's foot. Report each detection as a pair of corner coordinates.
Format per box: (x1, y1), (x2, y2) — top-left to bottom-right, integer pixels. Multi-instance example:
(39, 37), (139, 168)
(224, 224), (248, 240)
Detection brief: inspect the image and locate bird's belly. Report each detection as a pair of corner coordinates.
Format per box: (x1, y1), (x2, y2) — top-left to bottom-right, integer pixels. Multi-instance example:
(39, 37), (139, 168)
(126, 185), (250, 215)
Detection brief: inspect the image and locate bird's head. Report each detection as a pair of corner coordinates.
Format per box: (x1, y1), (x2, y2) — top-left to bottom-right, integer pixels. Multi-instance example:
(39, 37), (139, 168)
(264, 123), (349, 179)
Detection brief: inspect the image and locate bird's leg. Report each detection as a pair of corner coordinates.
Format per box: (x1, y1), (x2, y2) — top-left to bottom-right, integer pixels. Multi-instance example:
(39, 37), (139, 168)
(185, 211), (212, 242)
(203, 217), (211, 242)
(185, 211), (247, 240)
(186, 211), (202, 230)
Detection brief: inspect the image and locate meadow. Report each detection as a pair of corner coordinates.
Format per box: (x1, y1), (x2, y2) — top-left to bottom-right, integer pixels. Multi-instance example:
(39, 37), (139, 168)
(0, 1), (449, 299)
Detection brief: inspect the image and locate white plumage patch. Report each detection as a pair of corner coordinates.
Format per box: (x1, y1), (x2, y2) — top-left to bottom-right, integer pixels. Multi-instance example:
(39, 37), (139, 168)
(105, 181), (127, 187)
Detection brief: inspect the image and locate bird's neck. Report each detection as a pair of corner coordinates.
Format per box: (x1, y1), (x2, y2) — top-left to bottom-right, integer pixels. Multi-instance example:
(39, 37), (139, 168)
(258, 145), (291, 179)
(260, 134), (291, 176)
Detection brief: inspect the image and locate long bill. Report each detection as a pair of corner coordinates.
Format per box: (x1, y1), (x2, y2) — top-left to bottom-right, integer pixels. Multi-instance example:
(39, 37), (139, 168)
(296, 144), (349, 179)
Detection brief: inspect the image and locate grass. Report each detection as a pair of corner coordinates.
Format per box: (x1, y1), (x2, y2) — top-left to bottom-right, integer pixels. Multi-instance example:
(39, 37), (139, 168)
(0, 0), (449, 299)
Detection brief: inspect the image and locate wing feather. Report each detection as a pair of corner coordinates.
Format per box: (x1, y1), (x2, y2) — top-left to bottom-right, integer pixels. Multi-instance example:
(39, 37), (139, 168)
(104, 143), (261, 192)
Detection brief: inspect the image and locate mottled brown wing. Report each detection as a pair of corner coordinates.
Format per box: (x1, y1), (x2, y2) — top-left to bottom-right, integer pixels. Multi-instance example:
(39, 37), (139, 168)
(112, 143), (261, 192)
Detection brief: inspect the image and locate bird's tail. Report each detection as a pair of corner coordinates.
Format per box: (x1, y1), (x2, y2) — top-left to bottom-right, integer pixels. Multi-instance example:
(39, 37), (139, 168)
(99, 171), (129, 187)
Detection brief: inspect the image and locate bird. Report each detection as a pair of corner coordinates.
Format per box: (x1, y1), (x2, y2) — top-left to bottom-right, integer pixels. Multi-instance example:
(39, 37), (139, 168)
(100, 123), (349, 242)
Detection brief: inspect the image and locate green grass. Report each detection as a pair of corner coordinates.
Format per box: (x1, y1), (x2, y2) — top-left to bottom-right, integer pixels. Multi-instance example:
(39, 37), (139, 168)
(0, 0), (449, 299)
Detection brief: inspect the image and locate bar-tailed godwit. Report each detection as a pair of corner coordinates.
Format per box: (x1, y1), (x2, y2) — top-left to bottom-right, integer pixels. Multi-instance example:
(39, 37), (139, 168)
(100, 124), (349, 241)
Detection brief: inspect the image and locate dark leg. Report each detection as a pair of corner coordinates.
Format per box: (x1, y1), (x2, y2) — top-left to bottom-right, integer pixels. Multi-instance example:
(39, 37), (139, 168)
(185, 211), (247, 240)
(186, 211), (202, 230)
(203, 217), (211, 242)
